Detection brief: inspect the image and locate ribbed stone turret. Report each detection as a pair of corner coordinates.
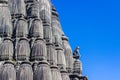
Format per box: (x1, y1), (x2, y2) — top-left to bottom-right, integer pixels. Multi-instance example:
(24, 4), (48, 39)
(15, 18), (28, 37)
(0, 0), (13, 37)
(16, 38), (30, 61)
(0, 38), (13, 60)
(0, 61), (16, 80)
(62, 35), (74, 73)
(0, 0), (88, 80)
(16, 0), (26, 17)
(29, 18), (43, 38)
(17, 62), (33, 80)
(31, 38), (47, 60)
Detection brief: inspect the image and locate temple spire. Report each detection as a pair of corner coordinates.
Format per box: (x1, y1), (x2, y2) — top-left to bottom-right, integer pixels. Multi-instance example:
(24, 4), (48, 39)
(0, 0), (88, 80)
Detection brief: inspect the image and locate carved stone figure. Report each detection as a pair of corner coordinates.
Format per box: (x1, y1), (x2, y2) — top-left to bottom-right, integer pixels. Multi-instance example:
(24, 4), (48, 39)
(73, 46), (80, 59)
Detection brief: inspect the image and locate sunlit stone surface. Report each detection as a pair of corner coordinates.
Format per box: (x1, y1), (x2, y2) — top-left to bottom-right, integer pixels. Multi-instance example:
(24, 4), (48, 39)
(0, 0), (88, 80)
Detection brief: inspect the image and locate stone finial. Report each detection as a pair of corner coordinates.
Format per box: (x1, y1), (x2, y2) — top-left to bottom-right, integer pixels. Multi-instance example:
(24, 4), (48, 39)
(73, 46), (80, 59)
(39, 0), (51, 24)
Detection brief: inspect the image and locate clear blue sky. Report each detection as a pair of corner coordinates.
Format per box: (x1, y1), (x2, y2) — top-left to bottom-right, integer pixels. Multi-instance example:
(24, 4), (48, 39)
(52, 0), (120, 80)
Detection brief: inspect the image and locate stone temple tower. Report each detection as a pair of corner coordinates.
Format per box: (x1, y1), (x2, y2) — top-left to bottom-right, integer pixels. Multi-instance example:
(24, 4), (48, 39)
(0, 0), (88, 80)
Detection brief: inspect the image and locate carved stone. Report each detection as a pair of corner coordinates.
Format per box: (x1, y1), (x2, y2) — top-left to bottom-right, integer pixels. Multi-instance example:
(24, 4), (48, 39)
(0, 0), (88, 80)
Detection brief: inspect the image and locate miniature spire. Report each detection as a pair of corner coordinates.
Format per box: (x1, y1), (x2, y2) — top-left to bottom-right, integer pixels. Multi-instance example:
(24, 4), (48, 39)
(1, 62), (16, 80)
(16, 38), (30, 61)
(0, 0), (13, 37)
(62, 35), (74, 73)
(0, 38), (13, 60)
(73, 46), (82, 76)
(16, 0), (26, 17)
(73, 46), (80, 59)
(17, 62), (33, 80)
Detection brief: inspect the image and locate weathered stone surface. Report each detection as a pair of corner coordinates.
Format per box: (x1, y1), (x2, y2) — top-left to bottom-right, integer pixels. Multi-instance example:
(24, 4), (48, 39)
(0, 38), (13, 60)
(46, 44), (57, 65)
(16, 0), (26, 16)
(56, 48), (66, 69)
(73, 59), (82, 75)
(35, 61), (52, 80)
(31, 38), (47, 61)
(51, 6), (63, 46)
(62, 36), (74, 73)
(51, 66), (62, 80)
(39, 0), (51, 24)
(17, 62), (33, 80)
(0, 0), (88, 80)
(16, 38), (30, 60)
(0, 62), (16, 80)
(8, 0), (18, 15)
(29, 18), (43, 38)
(61, 70), (70, 80)
(43, 23), (52, 43)
(0, 3), (13, 37)
(15, 18), (28, 37)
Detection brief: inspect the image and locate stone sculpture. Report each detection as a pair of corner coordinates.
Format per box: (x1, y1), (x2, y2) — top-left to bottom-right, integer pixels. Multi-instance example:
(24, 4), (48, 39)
(0, 0), (88, 80)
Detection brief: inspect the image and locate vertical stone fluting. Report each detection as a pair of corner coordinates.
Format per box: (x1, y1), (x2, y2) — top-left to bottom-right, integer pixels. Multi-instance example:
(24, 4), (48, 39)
(73, 59), (82, 76)
(16, 38), (30, 61)
(0, 0), (88, 80)
(0, 62), (16, 80)
(39, 0), (52, 43)
(62, 35), (74, 74)
(39, 0), (51, 24)
(29, 18), (43, 38)
(16, 0), (26, 17)
(29, 1), (52, 80)
(14, 1), (33, 80)
(34, 61), (52, 80)
(30, 38), (52, 80)
(8, 0), (18, 16)
(0, 0), (13, 37)
(17, 62), (33, 80)
(0, 38), (13, 60)
(51, 5), (70, 80)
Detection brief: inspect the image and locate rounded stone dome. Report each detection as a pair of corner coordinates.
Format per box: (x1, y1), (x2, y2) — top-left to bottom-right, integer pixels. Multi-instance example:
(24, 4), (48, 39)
(73, 59), (82, 74)
(31, 38), (47, 61)
(0, 6), (13, 37)
(29, 18), (43, 38)
(15, 18), (28, 37)
(0, 62), (16, 80)
(62, 36), (73, 73)
(0, 38), (13, 60)
(35, 63), (52, 80)
(39, 0), (51, 24)
(17, 62), (33, 80)
(16, 38), (30, 60)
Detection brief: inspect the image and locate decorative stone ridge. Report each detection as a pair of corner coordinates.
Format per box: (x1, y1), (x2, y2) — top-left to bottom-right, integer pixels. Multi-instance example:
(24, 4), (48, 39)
(0, 0), (88, 80)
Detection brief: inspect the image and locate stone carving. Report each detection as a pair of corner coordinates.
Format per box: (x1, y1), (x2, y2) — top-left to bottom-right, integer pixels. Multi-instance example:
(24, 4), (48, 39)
(73, 46), (80, 59)
(0, 0), (88, 80)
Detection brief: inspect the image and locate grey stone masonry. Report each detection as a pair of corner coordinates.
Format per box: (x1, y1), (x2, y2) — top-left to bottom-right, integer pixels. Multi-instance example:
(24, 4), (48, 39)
(0, 0), (88, 80)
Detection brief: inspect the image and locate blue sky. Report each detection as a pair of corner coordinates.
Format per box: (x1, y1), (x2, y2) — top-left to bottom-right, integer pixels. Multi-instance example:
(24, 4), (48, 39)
(52, 0), (120, 80)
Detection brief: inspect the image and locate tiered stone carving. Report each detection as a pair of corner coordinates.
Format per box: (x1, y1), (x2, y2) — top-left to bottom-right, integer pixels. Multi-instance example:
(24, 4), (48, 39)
(0, 0), (88, 80)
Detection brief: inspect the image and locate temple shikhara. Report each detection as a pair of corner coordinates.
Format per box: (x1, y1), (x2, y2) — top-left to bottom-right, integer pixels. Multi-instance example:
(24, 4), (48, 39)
(0, 0), (88, 80)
